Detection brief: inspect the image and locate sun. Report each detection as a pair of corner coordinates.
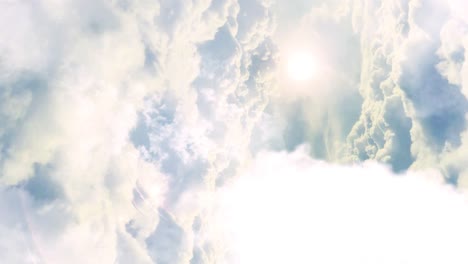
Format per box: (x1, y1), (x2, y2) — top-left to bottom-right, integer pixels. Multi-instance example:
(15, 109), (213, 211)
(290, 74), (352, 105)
(286, 51), (317, 82)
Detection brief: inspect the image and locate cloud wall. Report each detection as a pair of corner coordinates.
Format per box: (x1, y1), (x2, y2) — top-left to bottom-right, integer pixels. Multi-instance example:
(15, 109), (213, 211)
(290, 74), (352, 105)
(0, 0), (275, 263)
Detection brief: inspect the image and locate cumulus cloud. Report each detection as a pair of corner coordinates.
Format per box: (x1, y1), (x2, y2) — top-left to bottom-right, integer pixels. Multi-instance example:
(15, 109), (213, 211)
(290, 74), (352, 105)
(345, 0), (468, 183)
(210, 147), (468, 264)
(0, 0), (276, 262)
(265, 0), (468, 184)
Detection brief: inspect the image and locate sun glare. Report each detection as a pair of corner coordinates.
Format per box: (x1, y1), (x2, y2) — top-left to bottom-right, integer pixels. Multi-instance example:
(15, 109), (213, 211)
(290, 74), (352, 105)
(286, 51), (317, 81)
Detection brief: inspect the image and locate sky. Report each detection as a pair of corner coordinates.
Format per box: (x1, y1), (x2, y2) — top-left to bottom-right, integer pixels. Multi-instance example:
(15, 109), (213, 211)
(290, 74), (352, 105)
(1, 0), (468, 263)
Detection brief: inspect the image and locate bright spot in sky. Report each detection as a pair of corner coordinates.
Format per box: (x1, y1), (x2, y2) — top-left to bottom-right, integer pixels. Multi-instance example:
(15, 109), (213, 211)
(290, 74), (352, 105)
(286, 51), (317, 81)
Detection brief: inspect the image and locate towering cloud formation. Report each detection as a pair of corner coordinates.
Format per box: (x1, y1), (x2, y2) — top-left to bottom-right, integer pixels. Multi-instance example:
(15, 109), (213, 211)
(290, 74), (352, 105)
(271, 0), (468, 183)
(0, 0), (275, 262)
(347, 0), (468, 177)
(348, 0), (468, 187)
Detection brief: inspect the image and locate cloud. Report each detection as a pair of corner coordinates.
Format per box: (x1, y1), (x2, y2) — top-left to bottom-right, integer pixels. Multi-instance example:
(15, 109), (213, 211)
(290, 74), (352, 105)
(208, 147), (468, 264)
(266, 0), (468, 184)
(346, 0), (468, 183)
(2, 0), (468, 263)
(260, 0), (363, 159)
(0, 0), (277, 263)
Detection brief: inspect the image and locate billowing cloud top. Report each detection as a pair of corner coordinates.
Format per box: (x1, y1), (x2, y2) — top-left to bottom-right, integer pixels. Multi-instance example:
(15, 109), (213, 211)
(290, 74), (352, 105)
(0, 0), (468, 263)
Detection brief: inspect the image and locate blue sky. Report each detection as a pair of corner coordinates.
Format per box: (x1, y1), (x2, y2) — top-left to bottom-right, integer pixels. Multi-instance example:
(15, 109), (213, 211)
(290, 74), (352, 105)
(1, 0), (468, 263)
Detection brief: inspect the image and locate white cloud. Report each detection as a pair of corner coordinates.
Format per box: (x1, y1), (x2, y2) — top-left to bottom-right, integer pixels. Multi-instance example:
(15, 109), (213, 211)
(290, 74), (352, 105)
(266, 0), (468, 184)
(208, 147), (468, 264)
(0, 0), (277, 263)
(2, 0), (468, 263)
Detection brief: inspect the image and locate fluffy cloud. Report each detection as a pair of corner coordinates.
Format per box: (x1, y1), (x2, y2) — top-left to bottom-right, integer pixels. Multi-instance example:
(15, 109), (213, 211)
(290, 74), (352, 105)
(346, 0), (468, 184)
(0, 0), (276, 263)
(209, 147), (468, 264)
(267, 0), (468, 183)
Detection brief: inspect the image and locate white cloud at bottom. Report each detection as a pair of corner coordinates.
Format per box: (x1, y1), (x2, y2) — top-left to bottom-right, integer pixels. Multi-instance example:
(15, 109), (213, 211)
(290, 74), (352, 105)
(205, 146), (468, 264)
